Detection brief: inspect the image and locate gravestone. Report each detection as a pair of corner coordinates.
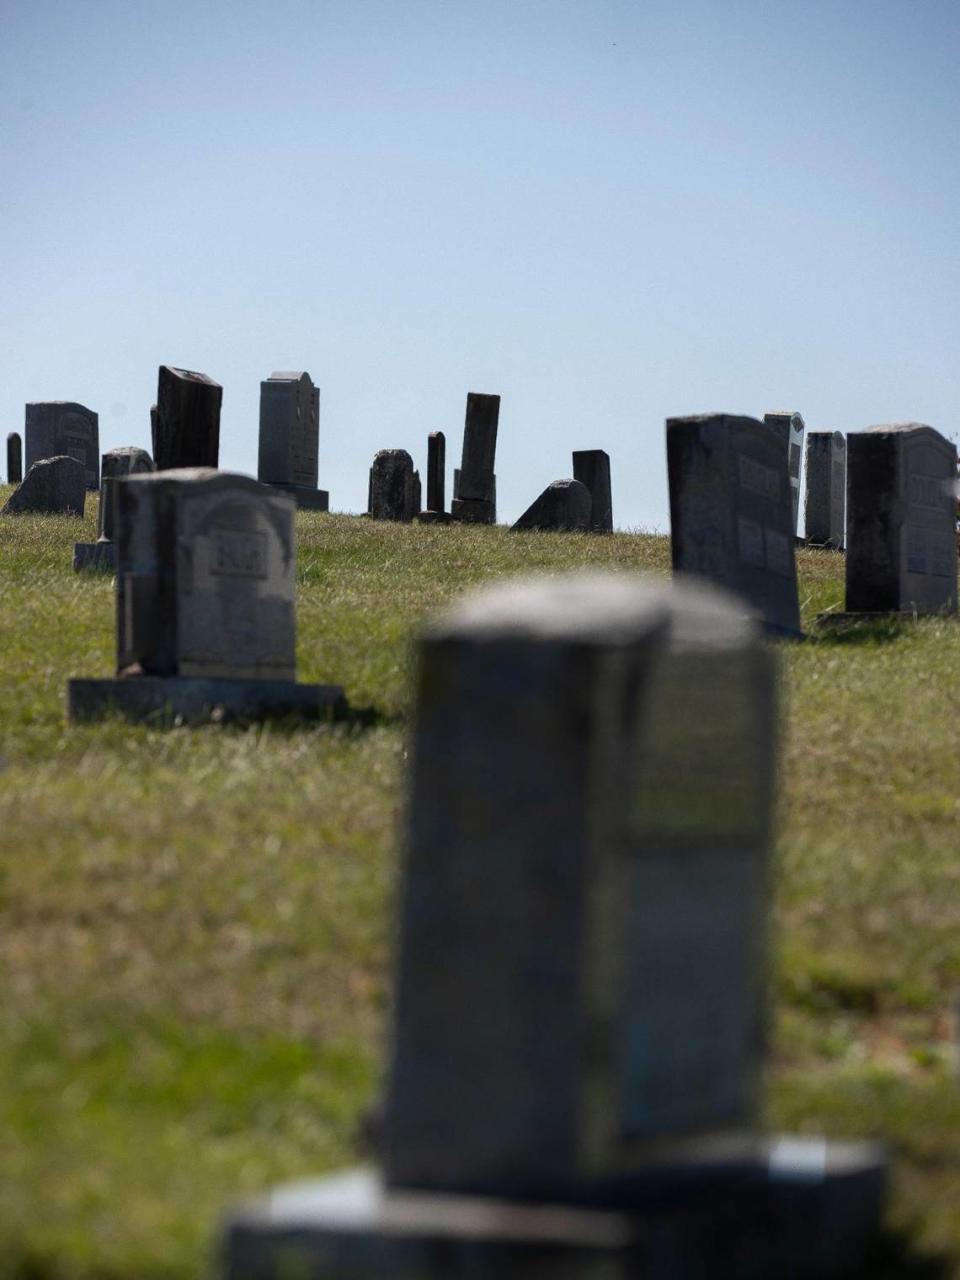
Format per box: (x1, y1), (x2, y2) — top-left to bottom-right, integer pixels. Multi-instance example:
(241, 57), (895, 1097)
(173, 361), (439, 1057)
(25, 401), (99, 490)
(257, 371), (328, 511)
(512, 478), (591, 532)
(154, 366), (222, 471)
(667, 413), (801, 637)
(2, 455), (85, 516)
(426, 431), (445, 513)
(68, 470), (346, 723)
(845, 423), (957, 615)
(150, 404), (158, 458)
(6, 432), (22, 484)
(221, 573), (886, 1278)
(763, 411), (804, 534)
(74, 447), (155, 572)
(804, 432), (845, 549)
(369, 450), (416, 521)
(572, 449), (612, 532)
(451, 392), (499, 524)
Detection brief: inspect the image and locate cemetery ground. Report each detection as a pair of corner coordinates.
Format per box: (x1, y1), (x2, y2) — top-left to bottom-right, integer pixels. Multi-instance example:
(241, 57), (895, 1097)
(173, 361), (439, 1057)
(1, 492), (959, 1280)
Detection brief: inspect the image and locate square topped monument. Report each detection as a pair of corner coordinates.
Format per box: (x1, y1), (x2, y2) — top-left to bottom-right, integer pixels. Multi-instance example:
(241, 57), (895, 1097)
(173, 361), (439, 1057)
(257, 371), (328, 510)
(25, 401), (99, 489)
(804, 431), (845, 549)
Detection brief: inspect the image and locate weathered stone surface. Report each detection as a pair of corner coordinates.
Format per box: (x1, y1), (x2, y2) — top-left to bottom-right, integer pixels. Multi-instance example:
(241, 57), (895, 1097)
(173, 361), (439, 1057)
(572, 449), (612, 532)
(150, 404), (158, 458)
(154, 366), (222, 470)
(257, 371), (321, 497)
(804, 432), (845, 549)
(2, 455), (85, 516)
(667, 413), (801, 637)
(451, 392), (499, 524)
(512, 479), (591, 532)
(426, 431), (445, 513)
(25, 402), (99, 489)
(369, 450), (416, 521)
(763, 412), (804, 534)
(69, 676), (345, 726)
(6, 432), (22, 484)
(845, 423), (956, 614)
(73, 542), (115, 573)
(97, 447), (155, 541)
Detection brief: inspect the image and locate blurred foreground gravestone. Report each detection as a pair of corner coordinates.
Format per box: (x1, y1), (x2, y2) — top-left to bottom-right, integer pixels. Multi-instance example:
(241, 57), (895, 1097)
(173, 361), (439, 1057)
(451, 392), (499, 524)
(763, 411), (804, 535)
(804, 432), (845, 549)
(68, 469), (346, 724)
(25, 401), (99, 490)
(511, 478), (591, 532)
(7, 432), (22, 485)
(221, 573), (885, 1279)
(2, 455), (85, 516)
(74, 447), (155, 573)
(667, 413), (801, 637)
(154, 366), (222, 471)
(257, 371), (328, 511)
(369, 449), (417, 522)
(573, 448), (612, 532)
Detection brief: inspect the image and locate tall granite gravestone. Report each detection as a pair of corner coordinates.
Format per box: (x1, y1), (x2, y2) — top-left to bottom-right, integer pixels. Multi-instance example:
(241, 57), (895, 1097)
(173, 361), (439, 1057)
(763, 412), (804, 535)
(667, 413), (801, 637)
(572, 449), (612, 533)
(804, 432), (845, 549)
(257, 371), (328, 511)
(68, 470), (346, 724)
(25, 402), (99, 490)
(451, 392), (499, 524)
(221, 574), (886, 1279)
(74, 447), (155, 572)
(844, 423), (957, 616)
(425, 431), (445, 514)
(2, 455), (85, 516)
(369, 450), (416, 521)
(6, 432), (22, 484)
(154, 366), (222, 471)
(512, 478), (591, 532)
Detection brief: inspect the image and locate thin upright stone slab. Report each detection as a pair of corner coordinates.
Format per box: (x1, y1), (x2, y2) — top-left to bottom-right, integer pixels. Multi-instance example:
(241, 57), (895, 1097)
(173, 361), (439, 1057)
(154, 366), (222, 470)
(804, 432), (845, 549)
(257, 371), (327, 510)
(6, 432), (22, 484)
(667, 413), (801, 637)
(74, 447), (156, 572)
(451, 392), (499, 523)
(763, 411), (804, 534)
(2, 455), (85, 516)
(426, 431), (445, 513)
(572, 449), (612, 532)
(150, 405), (158, 458)
(25, 401), (99, 489)
(845, 423), (957, 615)
(512, 479), (591, 532)
(369, 450), (416, 521)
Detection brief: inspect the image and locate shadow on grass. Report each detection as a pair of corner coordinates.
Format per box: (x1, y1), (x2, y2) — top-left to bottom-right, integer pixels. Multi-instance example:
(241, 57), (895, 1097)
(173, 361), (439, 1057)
(852, 1231), (952, 1278)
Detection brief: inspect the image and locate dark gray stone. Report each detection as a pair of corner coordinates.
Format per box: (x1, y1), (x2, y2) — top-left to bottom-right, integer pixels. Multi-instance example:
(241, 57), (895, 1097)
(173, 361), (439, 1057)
(512, 479), (591, 532)
(572, 449), (612, 532)
(265, 482), (329, 512)
(25, 401), (99, 490)
(763, 412), (804, 534)
(804, 432), (845, 549)
(150, 404), (158, 458)
(845, 422), (956, 614)
(453, 467), (460, 500)
(154, 366), (222, 470)
(369, 450), (416, 522)
(426, 431), (445, 513)
(7, 432), (22, 484)
(451, 392), (498, 523)
(667, 413), (801, 637)
(73, 542), (115, 573)
(68, 676), (345, 726)
(74, 447), (155, 574)
(257, 371), (321, 505)
(2, 455), (85, 516)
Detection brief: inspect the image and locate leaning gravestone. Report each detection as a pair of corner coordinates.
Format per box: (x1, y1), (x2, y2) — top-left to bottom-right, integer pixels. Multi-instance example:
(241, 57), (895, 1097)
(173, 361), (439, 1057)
(154, 366), (222, 471)
(804, 431), (845, 549)
(667, 413), (801, 637)
(573, 448), (613, 532)
(451, 392), (499, 524)
(512, 478), (591, 532)
(763, 411), (804, 535)
(2, 455), (85, 516)
(74, 447), (155, 572)
(844, 423), (957, 616)
(6, 432), (22, 484)
(221, 573), (886, 1279)
(369, 449), (416, 521)
(257, 371), (328, 510)
(25, 401), (99, 490)
(68, 470), (346, 724)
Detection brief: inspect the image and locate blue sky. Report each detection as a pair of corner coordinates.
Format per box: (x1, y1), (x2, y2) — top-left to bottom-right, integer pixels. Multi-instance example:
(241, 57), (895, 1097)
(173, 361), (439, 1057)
(2, 0), (958, 528)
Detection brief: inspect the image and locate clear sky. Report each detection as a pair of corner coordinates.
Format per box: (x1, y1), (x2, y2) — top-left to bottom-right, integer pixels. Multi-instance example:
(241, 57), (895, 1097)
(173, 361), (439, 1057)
(2, 0), (958, 529)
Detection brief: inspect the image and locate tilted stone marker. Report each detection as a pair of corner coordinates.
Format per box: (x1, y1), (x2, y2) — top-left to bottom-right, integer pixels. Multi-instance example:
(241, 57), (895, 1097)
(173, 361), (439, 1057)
(154, 366), (222, 471)
(2, 455), (85, 516)
(257, 371), (328, 511)
(68, 469), (346, 724)
(6, 432), (22, 485)
(667, 413), (801, 636)
(25, 401), (99, 490)
(451, 392), (499, 524)
(804, 431), (845, 549)
(369, 449), (416, 521)
(221, 573), (885, 1278)
(74, 447), (155, 573)
(844, 422), (957, 616)
(512, 478), (591, 532)
(573, 448), (612, 532)
(763, 411), (804, 534)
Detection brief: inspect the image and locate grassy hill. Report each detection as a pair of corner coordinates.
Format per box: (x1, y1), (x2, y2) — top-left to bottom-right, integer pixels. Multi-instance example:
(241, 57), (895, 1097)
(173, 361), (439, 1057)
(1, 491), (958, 1278)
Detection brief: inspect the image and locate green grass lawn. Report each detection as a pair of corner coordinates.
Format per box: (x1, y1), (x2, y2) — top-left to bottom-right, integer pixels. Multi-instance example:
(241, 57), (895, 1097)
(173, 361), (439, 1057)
(1, 491), (959, 1278)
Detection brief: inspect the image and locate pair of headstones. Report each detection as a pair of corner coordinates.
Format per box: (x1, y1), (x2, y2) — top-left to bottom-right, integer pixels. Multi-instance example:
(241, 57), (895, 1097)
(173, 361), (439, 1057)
(512, 450), (613, 533)
(2, 403), (100, 514)
(223, 572), (886, 1277)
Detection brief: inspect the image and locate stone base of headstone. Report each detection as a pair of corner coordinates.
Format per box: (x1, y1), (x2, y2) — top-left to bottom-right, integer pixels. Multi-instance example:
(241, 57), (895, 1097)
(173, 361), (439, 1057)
(804, 539), (844, 553)
(68, 677), (346, 726)
(415, 510), (453, 524)
(512, 479), (591, 532)
(450, 497), (495, 525)
(73, 541), (116, 573)
(264, 483), (330, 512)
(221, 1141), (886, 1280)
(815, 610), (917, 630)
